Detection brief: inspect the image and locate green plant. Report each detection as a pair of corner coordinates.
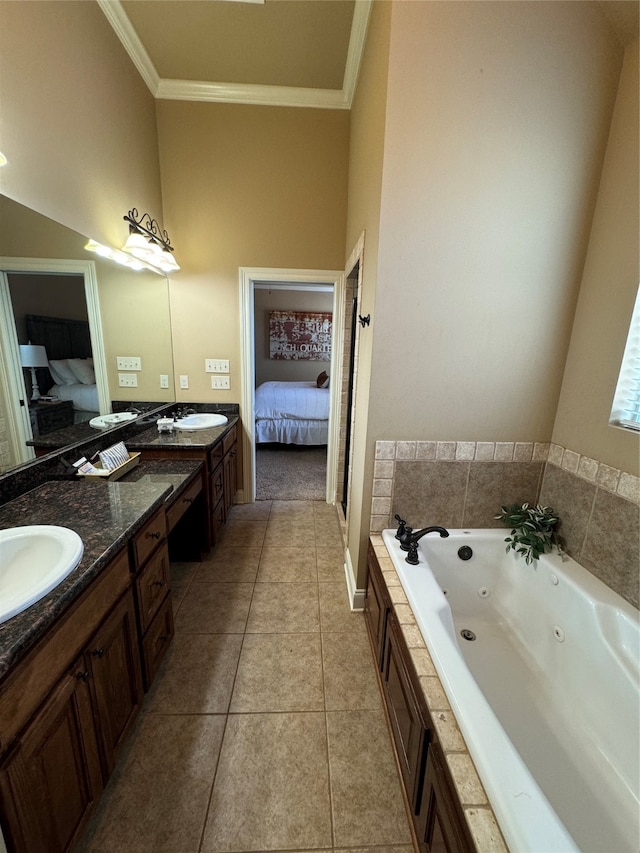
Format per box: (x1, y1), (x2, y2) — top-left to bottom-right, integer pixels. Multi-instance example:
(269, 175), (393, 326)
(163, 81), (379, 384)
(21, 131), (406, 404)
(495, 502), (562, 564)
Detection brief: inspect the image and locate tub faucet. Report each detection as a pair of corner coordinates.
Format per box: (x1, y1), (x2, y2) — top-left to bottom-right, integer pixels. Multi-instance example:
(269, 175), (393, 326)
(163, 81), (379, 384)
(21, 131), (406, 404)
(403, 526), (449, 565)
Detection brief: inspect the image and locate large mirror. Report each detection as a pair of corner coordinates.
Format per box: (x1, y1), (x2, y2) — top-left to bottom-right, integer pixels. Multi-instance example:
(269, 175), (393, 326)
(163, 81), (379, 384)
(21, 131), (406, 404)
(0, 195), (175, 473)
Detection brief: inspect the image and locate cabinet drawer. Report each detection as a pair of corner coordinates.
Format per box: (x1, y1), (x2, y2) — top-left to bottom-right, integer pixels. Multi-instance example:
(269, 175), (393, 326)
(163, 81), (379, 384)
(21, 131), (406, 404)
(211, 497), (225, 544)
(209, 443), (223, 468)
(166, 475), (203, 532)
(131, 509), (167, 570)
(135, 544), (170, 634)
(222, 424), (237, 455)
(210, 462), (224, 506)
(0, 548), (131, 753)
(141, 594), (174, 690)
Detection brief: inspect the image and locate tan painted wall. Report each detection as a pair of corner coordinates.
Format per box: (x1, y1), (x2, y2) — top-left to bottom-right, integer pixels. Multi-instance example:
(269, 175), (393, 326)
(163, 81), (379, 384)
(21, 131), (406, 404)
(552, 38), (639, 476)
(369, 1), (622, 442)
(0, 0), (163, 249)
(343, 0), (392, 584)
(155, 101), (349, 404)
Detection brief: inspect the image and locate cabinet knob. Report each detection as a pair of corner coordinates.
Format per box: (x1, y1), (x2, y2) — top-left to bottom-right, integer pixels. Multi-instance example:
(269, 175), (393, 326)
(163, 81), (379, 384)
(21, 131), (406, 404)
(152, 580), (166, 588)
(147, 531), (161, 540)
(184, 497), (193, 504)
(76, 670), (90, 682)
(92, 647), (106, 658)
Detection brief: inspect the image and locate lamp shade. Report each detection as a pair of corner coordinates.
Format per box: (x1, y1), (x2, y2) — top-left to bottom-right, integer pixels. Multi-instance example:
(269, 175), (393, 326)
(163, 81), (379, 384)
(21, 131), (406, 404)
(20, 344), (49, 369)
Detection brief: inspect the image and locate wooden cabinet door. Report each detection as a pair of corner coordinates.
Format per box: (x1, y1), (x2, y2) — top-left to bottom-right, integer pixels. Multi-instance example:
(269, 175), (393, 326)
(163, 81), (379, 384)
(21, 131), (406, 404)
(418, 742), (473, 853)
(87, 592), (143, 779)
(223, 441), (237, 515)
(0, 658), (103, 853)
(382, 611), (429, 813)
(365, 545), (388, 671)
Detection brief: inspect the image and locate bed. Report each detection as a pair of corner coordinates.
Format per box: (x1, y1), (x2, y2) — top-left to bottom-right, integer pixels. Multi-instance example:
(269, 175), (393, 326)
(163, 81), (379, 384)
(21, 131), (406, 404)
(25, 314), (99, 420)
(255, 380), (330, 445)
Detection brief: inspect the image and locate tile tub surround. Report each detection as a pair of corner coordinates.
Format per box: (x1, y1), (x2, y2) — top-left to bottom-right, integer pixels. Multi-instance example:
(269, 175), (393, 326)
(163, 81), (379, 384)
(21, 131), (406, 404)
(78, 500), (415, 853)
(368, 534), (508, 853)
(371, 440), (640, 608)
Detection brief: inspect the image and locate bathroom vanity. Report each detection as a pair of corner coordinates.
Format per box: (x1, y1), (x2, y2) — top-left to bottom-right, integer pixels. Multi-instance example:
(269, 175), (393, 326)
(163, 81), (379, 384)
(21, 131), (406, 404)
(0, 478), (185, 852)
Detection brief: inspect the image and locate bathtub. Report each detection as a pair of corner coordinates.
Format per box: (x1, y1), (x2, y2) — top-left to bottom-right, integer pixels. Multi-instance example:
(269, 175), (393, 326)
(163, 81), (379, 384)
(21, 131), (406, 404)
(381, 528), (640, 853)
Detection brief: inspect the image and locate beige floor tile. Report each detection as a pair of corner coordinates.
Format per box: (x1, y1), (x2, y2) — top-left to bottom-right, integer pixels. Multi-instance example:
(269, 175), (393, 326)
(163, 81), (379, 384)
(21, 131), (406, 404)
(230, 633), (323, 712)
(333, 848), (414, 853)
(270, 499), (316, 517)
(317, 545), (345, 582)
(322, 632), (382, 711)
(228, 501), (272, 520)
(194, 545), (261, 582)
(170, 560), (200, 587)
(314, 517), (343, 547)
(218, 518), (267, 547)
(319, 582), (367, 633)
(171, 583), (189, 615)
(174, 582), (254, 634)
(246, 582), (320, 633)
(200, 712), (332, 852)
(326, 709), (413, 848)
(263, 521), (316, 548)
(146, 633), (243, 714)
(83, 713), (226, 853)
(257, 546), (317, 583)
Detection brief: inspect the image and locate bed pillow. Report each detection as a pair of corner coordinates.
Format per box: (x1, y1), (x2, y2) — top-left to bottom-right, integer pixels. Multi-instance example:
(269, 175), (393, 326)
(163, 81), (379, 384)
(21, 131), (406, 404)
(316, 371), (330, 389)
(67, 358), (96, 385)
(48, 358), (77, 385)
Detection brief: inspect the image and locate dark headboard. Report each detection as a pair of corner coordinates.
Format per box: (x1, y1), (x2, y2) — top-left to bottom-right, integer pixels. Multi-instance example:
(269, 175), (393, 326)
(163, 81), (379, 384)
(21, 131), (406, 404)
(25, 314), (92, 360)
(25, 314), (92, 393)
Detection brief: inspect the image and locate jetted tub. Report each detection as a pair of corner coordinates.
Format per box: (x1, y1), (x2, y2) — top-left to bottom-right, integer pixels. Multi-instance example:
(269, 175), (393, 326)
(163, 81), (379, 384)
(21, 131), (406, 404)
(381, 528), (640, 853)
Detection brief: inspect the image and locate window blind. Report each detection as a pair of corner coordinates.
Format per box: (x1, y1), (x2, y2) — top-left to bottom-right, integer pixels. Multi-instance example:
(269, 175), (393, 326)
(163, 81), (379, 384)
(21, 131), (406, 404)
(610, 285), (640, 431)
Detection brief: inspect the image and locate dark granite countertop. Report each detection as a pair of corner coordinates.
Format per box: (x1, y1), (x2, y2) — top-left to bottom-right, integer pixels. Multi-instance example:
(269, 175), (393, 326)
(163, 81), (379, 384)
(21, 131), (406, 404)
(120, 459), (204, 501)
(127, 415), (238, 453)
(0, 479), (172, 680)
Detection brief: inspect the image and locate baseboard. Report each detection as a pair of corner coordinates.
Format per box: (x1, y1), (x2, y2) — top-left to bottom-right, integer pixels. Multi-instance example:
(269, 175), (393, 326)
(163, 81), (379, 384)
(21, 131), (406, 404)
(344, 547), (365, 611)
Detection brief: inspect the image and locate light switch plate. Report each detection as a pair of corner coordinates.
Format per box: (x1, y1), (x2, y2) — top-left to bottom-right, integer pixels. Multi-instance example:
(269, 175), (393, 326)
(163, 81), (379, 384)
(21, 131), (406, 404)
(211, 376), (230, 389)
(118, 373), (138, 387)
(179, 374), (189, 389)
(205, 359), (230, 373)
(117, 356), (141, 371)
(159, 374), (169, 389)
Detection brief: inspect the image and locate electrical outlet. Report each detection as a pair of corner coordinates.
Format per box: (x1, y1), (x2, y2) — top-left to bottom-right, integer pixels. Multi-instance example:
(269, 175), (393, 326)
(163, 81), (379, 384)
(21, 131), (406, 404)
(205, 359), (230, 373)
(179, 374), (189, 389)
(211, 376), (230, 390)
(117, 356), (141, 371)
(118, 373), (138, 387)
(159, 374), (169, 389)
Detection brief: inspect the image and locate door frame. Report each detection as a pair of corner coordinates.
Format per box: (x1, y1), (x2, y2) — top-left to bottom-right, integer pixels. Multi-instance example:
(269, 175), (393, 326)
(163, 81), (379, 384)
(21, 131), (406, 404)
(0, 257), (109, 466)
(239, 267), (345, 503)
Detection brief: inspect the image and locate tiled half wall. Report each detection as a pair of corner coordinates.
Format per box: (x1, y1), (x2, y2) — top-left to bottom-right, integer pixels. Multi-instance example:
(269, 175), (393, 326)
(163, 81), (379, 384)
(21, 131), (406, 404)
(371, 440), (639, 609)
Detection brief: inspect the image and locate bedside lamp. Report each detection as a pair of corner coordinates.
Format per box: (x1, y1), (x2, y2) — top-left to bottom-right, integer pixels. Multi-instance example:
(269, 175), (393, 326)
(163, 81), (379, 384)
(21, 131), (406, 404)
(20, 343), (49, 401)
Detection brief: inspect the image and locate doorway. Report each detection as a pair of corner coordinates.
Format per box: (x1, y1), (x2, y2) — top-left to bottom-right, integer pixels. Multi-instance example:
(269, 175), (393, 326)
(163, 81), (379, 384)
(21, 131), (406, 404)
(239, 268), (345, 504)
(0, 257), (108, 468)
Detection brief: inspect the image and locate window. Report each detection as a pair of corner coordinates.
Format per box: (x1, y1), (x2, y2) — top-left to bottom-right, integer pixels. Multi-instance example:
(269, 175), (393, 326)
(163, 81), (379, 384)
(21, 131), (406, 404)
(610, 285), (640, 431)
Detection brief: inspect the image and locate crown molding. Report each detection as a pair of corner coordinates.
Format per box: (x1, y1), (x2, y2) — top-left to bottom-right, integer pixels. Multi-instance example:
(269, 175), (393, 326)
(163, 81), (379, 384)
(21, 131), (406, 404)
(156, 78), (349, 109)
(99, 0), (371, 109)
(97, 0), (160, 94)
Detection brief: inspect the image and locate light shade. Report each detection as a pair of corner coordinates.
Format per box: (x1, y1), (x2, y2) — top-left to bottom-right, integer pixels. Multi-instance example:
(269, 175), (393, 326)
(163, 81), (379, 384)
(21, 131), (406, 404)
(20, 344), (49, 369)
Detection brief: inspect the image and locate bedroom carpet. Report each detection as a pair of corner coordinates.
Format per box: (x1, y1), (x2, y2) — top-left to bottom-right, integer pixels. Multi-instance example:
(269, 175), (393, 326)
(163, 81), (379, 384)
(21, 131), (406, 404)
(256, 445), (327, 501)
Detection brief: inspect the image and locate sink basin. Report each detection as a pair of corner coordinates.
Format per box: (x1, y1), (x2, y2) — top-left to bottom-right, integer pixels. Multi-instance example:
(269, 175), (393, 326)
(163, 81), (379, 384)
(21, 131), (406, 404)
(89, 412), (139, 430)
(0, 526), (84, 624)
(174, 413), (228, 431)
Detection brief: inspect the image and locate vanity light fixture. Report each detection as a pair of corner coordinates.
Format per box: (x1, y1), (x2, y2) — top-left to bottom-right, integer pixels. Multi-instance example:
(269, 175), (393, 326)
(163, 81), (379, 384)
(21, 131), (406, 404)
(121, 208), (180, 273)
(20, 343), (49, 401)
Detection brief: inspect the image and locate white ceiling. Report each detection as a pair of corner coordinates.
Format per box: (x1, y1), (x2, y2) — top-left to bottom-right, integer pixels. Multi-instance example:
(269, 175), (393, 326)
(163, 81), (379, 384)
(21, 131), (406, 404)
(98, 0), (371, 109)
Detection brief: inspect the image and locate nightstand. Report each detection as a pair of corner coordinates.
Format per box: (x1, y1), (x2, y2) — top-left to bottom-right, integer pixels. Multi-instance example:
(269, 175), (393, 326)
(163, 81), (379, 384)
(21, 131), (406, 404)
(29, 399), (74, 437)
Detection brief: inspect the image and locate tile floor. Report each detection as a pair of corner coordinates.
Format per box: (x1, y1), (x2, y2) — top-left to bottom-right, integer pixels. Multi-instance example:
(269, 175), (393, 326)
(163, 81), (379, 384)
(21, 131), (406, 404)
(80, 500), (414, 853)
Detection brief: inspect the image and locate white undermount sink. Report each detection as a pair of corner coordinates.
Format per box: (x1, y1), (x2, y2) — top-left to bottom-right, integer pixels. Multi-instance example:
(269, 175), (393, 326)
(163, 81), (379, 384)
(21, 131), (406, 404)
(174, 413), (228, 431)
(0, 526), (84, 624)
(89, 412), (139, 430)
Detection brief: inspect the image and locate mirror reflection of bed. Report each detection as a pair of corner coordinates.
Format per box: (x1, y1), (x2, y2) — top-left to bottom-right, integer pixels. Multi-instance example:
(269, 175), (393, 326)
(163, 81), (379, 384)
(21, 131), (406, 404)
(255, 377), (329, 501)
(8, 271), (99, 428)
